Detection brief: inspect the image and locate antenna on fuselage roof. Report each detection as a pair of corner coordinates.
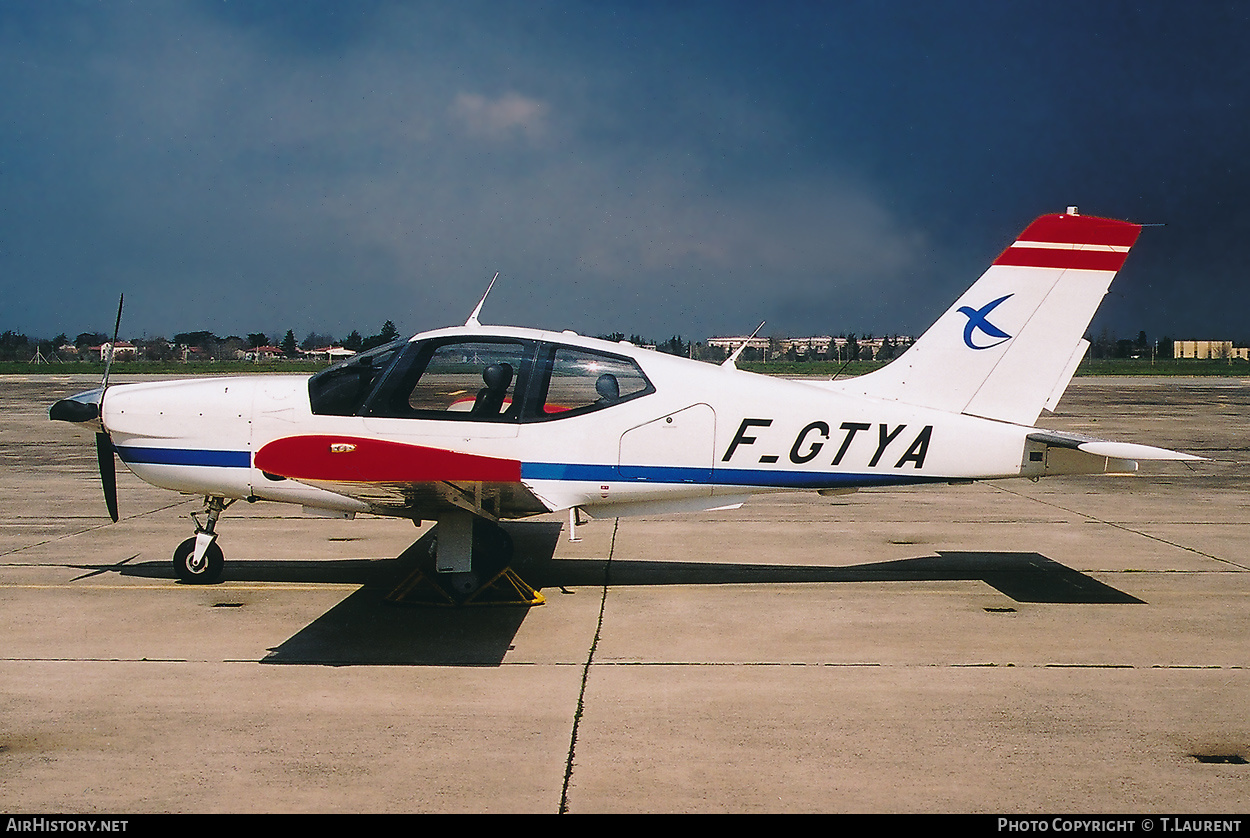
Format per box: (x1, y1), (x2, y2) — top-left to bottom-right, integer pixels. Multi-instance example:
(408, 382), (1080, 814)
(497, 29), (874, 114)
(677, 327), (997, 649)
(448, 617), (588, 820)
(721, 321), (766, 370)
(464, 272), (499, 328)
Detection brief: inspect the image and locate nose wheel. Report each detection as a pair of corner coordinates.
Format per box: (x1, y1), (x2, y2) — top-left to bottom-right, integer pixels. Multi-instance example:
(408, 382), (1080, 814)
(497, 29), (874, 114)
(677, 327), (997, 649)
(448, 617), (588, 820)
(172, 496), (231, 584)
(173, 537), (224, 584)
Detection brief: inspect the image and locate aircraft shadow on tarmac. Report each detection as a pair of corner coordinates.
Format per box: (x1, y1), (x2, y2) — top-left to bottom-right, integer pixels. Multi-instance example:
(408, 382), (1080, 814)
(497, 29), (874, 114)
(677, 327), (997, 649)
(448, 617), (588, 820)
(76, 521), (1142, 667)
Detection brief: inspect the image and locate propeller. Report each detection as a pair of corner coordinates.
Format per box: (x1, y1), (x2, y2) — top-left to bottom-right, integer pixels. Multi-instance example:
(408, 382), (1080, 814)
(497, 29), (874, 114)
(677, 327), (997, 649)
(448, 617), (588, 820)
(96, 293), (124, 522)
(96, 430), (119, 522)
(50, 294), (123, 522)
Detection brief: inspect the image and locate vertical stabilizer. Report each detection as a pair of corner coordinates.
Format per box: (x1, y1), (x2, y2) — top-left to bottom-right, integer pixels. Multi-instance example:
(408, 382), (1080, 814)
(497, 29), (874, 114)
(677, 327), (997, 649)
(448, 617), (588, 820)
(839, 211), (1142, 426)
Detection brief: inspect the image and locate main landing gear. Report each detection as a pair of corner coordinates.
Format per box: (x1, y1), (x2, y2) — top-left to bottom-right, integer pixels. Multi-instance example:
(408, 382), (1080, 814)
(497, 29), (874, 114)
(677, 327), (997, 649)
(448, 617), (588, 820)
(386, 510), (544, 607)
(172, 496), (232, 584)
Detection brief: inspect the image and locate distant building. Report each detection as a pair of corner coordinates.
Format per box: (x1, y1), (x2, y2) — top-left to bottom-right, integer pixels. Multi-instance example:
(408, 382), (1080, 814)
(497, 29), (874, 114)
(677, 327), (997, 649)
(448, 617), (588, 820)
(244, 346), (284, 362)
(707, 335), (770, 352)
(779, 336), (833, 356)
(303, 346), (356, 362)
(1174, 340), (1250, 360)
(91, 341), (136, 361)
(708, 334), (913, 361)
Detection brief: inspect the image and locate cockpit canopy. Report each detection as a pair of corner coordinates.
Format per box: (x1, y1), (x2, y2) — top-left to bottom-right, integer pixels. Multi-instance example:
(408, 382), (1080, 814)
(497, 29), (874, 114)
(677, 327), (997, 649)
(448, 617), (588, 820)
(308, 335), (654, 421)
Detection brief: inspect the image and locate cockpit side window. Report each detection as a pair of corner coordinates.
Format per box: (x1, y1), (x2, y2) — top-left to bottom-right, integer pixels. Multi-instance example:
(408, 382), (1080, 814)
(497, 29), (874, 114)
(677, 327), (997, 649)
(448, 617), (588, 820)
(314, 337), (651, 422)
(307, 339), (405, 416)
(366, 339), (533, 421)
(533, 346), (653, 419)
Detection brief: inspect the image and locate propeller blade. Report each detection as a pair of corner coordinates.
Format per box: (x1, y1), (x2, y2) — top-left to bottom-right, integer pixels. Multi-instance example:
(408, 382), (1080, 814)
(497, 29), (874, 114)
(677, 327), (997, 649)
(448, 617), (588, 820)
(96, 431), (119, 523)
(102, 293), (124, 389)
(94, 293), (123, 522)
(49, 396), (101, 424)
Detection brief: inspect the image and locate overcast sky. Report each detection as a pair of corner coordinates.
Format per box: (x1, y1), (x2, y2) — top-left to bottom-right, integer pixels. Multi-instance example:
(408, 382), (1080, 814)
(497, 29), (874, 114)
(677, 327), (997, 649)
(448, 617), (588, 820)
(3, 1), (1249, 345)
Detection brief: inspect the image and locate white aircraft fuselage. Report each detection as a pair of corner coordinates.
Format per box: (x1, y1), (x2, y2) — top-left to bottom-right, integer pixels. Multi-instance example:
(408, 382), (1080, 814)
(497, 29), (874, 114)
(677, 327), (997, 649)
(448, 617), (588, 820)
(51, 210), (1199, 592)
(99, 334), (1096, 516)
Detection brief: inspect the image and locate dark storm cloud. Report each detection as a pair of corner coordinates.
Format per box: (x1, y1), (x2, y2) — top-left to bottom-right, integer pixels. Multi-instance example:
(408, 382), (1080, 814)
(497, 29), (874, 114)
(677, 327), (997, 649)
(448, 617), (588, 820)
(3, 1), (1249, 345)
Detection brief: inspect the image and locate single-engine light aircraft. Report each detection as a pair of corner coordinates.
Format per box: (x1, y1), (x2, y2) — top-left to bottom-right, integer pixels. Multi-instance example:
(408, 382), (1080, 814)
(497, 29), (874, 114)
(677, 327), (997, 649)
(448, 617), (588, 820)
(51, 209), (1198, 603)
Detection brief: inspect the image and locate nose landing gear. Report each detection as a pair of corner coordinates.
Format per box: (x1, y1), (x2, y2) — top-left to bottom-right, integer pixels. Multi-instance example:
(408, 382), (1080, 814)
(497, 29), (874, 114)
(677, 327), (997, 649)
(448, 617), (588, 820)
(173, 496), (232, 584)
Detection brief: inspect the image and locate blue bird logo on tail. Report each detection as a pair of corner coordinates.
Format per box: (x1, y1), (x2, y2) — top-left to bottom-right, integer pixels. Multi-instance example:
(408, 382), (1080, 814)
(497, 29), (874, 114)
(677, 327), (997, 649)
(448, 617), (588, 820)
(957, 294), (1013, 350)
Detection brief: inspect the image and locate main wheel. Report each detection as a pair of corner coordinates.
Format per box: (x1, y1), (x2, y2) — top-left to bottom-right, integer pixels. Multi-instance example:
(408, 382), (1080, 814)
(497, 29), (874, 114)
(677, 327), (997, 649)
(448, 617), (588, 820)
(173, 537), (224, 584)
(436, 521), (515, 597)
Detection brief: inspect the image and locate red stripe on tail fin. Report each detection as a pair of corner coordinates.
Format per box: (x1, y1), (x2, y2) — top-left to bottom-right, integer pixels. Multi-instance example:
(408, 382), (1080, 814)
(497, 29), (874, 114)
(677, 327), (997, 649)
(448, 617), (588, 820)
(1011, 213), (1142, 247)
(993, 213), (1142, 271)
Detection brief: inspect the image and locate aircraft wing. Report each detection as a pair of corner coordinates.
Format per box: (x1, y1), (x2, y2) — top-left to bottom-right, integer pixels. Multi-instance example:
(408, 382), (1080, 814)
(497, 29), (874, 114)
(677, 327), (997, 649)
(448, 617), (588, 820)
(254, 435), (550, 520)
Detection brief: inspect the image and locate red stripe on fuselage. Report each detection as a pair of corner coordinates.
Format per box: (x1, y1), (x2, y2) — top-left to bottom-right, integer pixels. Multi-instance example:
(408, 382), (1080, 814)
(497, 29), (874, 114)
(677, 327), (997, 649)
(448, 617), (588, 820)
(255, 436), (522, 483)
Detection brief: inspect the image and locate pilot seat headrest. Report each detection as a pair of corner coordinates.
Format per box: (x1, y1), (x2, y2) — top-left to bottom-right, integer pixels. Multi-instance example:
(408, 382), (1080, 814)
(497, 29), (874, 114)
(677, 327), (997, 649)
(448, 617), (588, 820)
(483, 362), (514, 391)
(595, 372), (619, 401)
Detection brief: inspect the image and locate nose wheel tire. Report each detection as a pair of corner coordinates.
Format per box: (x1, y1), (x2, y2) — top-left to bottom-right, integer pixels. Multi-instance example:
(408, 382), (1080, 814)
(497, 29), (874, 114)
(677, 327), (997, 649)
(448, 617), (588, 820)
(173, 537), (224, 584)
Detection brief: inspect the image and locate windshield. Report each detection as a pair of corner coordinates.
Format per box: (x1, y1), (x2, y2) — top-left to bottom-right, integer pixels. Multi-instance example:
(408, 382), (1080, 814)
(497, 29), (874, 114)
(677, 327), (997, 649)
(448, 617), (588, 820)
(307, 339), (405, 416)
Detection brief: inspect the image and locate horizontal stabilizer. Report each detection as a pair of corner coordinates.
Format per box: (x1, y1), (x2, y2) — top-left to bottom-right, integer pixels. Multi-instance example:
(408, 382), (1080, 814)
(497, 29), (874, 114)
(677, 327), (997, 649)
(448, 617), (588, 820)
(1026, 431), (1203, 462)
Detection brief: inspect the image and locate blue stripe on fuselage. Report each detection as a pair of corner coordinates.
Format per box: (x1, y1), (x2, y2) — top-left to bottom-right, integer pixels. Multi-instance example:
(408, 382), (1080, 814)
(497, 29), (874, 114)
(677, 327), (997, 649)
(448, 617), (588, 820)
(114, 446), (251, 469)
(521, 461), (939, 489)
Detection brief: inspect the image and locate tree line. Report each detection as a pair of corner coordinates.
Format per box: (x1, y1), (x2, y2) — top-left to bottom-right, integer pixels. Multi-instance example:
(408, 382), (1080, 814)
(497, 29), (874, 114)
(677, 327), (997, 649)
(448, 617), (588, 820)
(0, 321), (402, 362)
(1086, 329), (1177, 360)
